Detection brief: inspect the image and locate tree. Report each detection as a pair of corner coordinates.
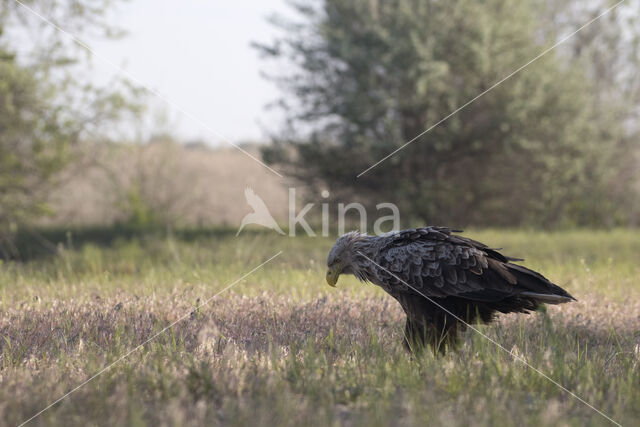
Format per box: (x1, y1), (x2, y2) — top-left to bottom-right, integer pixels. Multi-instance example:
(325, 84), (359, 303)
(0, 1), (140, 255)
(540, 0), (640, 226)
(257, 0), (639, 227)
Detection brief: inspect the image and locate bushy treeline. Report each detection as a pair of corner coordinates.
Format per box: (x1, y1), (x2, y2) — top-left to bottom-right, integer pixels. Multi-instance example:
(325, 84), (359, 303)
(257, 0), (640, 228)
(0, 0), (140, 254)
(2, 0), (639, 252)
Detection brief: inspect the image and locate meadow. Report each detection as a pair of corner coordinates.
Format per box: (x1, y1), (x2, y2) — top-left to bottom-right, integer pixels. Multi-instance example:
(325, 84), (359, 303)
(0, 228), (639, 426)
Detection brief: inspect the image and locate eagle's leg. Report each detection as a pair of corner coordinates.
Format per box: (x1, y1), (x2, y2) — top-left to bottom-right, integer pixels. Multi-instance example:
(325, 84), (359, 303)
(397, 293), (461, 355)
(403, 316), (459, 355)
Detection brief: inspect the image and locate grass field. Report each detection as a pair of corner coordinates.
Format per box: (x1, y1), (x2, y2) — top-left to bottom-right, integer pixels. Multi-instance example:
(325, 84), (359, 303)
(1, 229), (639, 426)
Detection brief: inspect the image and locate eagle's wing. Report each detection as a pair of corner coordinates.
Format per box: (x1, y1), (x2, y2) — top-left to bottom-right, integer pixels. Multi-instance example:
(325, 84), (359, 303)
(373, 227), (573, 302)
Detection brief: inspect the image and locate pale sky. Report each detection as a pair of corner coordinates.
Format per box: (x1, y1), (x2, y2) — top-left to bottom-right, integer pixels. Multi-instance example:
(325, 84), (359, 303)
(90, 0), (292, 145)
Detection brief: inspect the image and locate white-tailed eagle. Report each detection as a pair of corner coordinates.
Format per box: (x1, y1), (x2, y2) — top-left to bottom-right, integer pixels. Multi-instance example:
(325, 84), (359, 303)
(326, 227), (574, 353)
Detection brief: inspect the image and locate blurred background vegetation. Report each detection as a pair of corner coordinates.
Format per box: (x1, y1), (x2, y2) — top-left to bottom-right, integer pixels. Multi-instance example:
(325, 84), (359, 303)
(258, 0), (640, 228)
(1, 0), (639, 258)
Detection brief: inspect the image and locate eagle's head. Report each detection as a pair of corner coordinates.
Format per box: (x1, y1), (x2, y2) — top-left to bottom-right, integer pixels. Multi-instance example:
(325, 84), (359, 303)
(326, 231), (369, 286)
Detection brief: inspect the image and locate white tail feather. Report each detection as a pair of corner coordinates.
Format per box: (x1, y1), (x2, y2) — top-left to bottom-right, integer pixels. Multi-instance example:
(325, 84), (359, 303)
(520, 292), (573, 304)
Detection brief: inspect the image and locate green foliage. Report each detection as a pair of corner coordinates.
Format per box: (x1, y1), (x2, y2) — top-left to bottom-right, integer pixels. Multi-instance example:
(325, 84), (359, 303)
(0, 50), (73, 249)
(258, 0), (640, 227)
(123, 185), (162, 228)
(0, 1), (141, 254)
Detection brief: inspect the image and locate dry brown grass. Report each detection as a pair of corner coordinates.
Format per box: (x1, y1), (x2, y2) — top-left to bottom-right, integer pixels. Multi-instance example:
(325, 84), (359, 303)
(2, 292), (638, 368)
(41, 142), (290, 227)
(2, 292), (638, 426)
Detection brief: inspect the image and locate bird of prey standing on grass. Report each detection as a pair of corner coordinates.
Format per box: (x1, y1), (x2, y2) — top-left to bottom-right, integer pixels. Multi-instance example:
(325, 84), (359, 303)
(326, 227), (575, 354)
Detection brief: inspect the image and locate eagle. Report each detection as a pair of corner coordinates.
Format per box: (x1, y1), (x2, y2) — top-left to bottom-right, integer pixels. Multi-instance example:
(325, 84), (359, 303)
(325, 227), (575, 353)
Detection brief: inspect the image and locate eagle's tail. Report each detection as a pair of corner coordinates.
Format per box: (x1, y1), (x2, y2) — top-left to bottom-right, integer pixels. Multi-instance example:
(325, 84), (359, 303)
(505, 263), (576, 304)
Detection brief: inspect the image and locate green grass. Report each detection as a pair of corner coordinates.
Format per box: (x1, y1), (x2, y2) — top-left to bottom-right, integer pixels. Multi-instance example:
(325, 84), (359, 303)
(0, 228), (639, 426)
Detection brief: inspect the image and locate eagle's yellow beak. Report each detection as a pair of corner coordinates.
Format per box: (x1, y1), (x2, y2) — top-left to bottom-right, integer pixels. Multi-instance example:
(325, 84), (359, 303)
(325, 264), (341, 287)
